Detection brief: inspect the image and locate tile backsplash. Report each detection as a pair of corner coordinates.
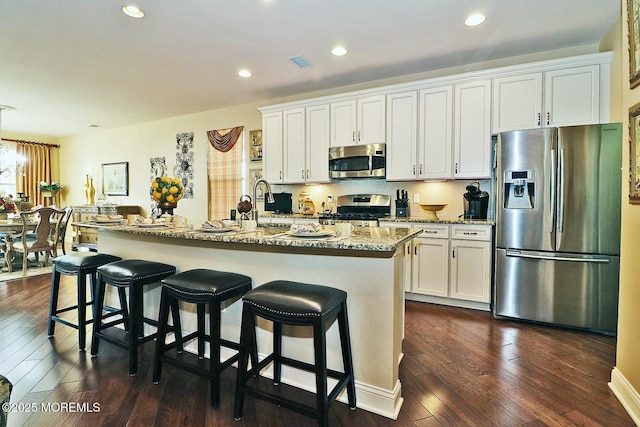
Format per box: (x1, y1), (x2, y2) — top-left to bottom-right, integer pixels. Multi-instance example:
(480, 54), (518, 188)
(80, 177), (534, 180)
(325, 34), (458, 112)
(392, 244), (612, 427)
(270, 178), (494, 221)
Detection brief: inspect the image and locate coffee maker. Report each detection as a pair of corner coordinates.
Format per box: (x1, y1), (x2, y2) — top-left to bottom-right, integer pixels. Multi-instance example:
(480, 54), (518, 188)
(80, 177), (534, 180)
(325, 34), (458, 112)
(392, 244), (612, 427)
(463, 181), (489, 220)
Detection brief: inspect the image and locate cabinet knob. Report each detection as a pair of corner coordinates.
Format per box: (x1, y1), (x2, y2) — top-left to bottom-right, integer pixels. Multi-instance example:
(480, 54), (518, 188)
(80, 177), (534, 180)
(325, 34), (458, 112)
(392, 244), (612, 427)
(537, 113), (541, 126)
(455, 162), (459, 174)
(302, 170), (305, 179)
(413, 165), (416, 175)
(452, 247), (456, 258)
(358, 130), (361, 141)
(306, 169), (309, 179)
(546, 112), (550, 125)
(352, 131), (355, 142)
(419, 164), (423, 174)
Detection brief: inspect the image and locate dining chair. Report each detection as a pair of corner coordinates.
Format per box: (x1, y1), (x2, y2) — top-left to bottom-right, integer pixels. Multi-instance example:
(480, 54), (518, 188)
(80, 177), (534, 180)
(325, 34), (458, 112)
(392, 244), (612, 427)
(4, 206), (66, 275)
(54, 206), (73, 255)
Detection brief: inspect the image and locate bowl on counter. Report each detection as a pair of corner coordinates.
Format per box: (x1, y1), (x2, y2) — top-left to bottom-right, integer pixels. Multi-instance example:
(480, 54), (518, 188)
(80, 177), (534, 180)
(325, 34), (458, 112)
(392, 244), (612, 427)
(418, 204), (447, 220)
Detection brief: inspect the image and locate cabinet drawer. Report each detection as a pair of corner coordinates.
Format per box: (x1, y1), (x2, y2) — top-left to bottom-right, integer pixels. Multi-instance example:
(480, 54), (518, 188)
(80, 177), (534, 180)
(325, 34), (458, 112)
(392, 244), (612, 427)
(413, 224), (449, 239)
(450, 225), (492, 241)
(79, 231), (98, 244)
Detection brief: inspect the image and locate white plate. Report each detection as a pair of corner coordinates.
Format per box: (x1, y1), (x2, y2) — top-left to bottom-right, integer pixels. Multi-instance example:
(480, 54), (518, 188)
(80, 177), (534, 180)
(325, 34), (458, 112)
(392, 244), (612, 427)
(201, 227), (241, 233)
(287, 230), (334, 238)
(135, 223), (168, 228)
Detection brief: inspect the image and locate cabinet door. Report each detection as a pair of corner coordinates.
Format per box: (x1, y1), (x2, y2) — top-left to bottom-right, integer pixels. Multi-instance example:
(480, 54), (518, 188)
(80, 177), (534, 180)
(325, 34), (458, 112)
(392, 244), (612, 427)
(419, 86), (453, 179)
(283, 108), (306, 183)
(544, 65), (599, 127)
(357, 95), (386, 144)
(262, 111), (283, 182)
(454, 80), (492, 179)
(449, 239), (491, 303)
(305, 104), (331, 183)
(412, 237), (449, 297)
(330, 100), (357, 146)
(492, 73), (543, 133)
(386, 91), (417, 181)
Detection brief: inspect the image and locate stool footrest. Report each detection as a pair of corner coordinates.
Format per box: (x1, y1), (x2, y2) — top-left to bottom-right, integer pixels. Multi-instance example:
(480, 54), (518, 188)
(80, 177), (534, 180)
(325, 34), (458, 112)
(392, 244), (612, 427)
(160, 348), (240, 378)
(51, 316), (93, 330)
(53, 301), (93, 316)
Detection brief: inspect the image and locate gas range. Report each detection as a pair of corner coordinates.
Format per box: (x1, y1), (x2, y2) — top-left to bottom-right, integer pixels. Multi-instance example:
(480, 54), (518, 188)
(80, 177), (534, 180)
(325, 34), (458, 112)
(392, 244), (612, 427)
(318, 194), (391, 227)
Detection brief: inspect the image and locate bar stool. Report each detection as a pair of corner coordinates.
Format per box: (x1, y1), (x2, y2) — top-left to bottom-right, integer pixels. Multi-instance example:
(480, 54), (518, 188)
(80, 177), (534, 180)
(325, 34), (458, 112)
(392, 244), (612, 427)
(152, 269), (253, 408)
(90, 259), (177, 375)
(234, 280), (356, 427)
(48, 252), (122, 351)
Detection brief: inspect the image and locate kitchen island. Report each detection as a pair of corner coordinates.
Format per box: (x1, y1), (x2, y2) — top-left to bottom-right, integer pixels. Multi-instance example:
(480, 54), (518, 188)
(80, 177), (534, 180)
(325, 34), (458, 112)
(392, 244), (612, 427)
(91, 223), (420, 419)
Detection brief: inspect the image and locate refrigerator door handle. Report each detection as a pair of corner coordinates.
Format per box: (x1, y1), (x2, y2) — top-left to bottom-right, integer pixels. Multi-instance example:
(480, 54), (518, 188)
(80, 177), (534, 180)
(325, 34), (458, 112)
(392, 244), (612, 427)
(505, 250), (610, 264)
(558, 142), (566, 234)
(549, 146), (556, 234)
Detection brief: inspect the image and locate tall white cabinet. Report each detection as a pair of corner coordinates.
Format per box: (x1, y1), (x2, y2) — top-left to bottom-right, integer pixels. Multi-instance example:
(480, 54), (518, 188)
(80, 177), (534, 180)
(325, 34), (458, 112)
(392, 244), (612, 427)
(261, 105), (330, 184)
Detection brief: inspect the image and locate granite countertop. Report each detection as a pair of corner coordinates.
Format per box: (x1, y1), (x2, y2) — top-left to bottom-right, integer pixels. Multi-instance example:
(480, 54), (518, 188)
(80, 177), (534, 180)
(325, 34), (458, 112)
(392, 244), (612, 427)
(379, 216), (495, 226)
(85, 222), (422, 254)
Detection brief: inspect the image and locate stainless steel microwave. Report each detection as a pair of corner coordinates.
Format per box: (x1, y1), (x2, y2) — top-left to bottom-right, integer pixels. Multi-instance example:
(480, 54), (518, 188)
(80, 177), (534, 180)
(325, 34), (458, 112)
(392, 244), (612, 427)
(328, 143), (386, 179)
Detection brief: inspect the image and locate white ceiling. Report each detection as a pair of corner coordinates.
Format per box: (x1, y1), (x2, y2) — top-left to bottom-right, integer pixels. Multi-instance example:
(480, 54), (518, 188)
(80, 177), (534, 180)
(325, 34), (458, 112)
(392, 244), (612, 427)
(0, 0), (620, 138)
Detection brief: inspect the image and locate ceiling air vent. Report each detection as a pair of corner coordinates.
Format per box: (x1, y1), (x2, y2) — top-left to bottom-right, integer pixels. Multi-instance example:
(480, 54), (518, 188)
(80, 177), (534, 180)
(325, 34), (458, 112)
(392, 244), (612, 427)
(289, 55), (312, 69)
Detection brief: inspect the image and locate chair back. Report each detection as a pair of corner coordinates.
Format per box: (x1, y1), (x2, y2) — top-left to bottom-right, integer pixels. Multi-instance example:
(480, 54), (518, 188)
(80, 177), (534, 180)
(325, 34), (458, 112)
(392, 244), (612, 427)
(18, 206), (65, 252)
(56, 206), (73, 254)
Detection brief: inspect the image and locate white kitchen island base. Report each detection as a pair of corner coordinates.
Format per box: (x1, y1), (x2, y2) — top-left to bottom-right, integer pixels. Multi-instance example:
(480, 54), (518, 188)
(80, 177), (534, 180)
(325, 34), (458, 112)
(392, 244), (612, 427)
(97, 228), (413, 419)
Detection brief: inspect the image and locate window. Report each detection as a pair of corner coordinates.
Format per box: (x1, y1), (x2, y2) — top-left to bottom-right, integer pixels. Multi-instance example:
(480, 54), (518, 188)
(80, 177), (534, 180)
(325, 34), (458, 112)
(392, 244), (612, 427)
(0, 140), (17, 196)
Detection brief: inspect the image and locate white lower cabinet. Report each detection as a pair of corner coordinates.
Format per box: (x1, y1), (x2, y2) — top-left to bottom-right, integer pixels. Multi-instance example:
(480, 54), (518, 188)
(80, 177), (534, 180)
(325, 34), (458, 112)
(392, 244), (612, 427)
(403, 223), (493, 311)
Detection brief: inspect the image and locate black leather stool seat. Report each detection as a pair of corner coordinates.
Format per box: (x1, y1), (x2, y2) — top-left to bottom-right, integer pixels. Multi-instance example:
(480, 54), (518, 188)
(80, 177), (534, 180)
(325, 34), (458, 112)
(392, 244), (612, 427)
(242, 280), (348, 319)
(48, 252), (122, 351)
(234, 280), (356, 427)
(96, 259), (176, 286)
(91, 259), (177, 375)
(153, 269), (253, 408)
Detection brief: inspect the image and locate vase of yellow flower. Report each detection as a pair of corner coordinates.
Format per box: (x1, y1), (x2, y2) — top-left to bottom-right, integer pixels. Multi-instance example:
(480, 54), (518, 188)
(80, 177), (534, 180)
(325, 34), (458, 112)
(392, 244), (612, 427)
(150, 176), (184, 215)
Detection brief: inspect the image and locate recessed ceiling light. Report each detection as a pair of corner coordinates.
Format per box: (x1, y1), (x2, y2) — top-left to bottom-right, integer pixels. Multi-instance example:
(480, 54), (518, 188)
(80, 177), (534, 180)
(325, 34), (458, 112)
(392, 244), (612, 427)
(332, 46), (348, 57)
(465, 13), (485, 27)
(122, 5), (145, 19)
(238, 70), (252, 78)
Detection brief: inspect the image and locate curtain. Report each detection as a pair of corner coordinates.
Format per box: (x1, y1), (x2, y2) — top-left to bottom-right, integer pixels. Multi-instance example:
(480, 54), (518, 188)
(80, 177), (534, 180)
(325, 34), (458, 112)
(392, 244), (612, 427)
(207, 127), (243, 220)
(17, 142), (56, 207)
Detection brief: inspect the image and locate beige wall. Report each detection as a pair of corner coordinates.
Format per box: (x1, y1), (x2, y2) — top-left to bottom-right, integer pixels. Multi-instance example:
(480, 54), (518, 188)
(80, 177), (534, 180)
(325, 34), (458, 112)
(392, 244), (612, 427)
(615, 0), (640, 416)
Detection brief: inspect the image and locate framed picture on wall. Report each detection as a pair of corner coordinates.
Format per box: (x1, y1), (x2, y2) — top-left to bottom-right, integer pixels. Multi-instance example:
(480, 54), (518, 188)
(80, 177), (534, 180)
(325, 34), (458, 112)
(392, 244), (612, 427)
(629, 102), (640, 203)
(628, 0), (640, 88)
(102, 162), (129, 196)
(249, 129), (262, 161)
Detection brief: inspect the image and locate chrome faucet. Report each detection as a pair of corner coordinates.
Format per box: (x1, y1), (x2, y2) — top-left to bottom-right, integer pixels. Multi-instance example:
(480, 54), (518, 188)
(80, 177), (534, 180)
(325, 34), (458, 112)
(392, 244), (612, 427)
(252, 178), (275, 221)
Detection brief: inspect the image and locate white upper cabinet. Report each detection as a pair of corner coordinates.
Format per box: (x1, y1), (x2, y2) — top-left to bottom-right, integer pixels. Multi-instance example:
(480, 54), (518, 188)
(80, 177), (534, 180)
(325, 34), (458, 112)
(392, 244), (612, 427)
(262, 106), (330, 185)
(544, 65), (599, 127)
(386, 91), (418, 181)
(492, 73), (543, 132)
(262, 111), (284, 183)
(283, 108), (306, 183)
(305, 104), (331, 183)
(419, 85), (453, 179)
(331, 95), (385, 146)
(454, 80), (492, 179)
(492, 64), (601, 133)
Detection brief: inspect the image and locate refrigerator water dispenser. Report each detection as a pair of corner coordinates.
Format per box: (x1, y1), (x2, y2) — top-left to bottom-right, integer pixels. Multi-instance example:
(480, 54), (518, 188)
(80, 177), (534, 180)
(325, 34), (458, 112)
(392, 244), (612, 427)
(504, 170), (535, 209)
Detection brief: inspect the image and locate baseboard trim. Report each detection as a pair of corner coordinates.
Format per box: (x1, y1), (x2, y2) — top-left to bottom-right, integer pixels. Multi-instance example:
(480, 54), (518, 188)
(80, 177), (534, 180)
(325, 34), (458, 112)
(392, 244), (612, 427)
(609, 367), (640, 425)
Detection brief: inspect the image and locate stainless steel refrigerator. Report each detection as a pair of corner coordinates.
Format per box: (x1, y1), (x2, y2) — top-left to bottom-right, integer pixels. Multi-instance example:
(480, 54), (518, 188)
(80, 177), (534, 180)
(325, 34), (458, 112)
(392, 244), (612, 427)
(494, 123), (622, 334)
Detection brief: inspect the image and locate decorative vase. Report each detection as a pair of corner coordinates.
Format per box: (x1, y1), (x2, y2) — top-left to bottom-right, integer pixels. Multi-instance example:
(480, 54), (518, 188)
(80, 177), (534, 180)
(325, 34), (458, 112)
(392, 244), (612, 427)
(83, 174), (92, 205)
(88, 178), (96, 205)
(158, 202), (177, 215)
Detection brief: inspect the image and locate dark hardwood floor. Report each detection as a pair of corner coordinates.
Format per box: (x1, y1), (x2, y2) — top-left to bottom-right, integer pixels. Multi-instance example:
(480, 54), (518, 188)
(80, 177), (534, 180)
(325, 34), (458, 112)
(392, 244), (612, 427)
(0, 273), (634, 426)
